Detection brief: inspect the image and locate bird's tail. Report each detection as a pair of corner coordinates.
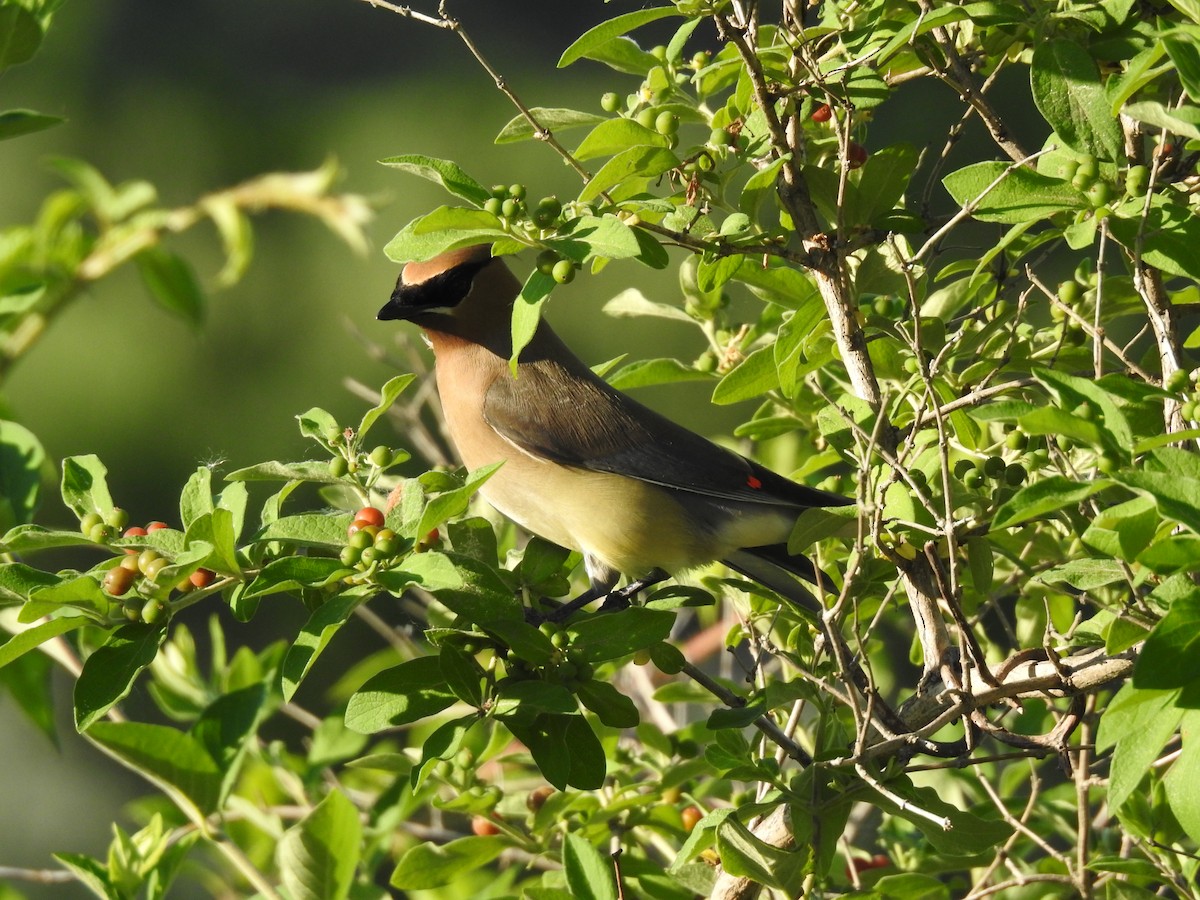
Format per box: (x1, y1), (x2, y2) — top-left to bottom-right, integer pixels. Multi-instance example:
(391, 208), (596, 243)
(722, 544), (838, 616)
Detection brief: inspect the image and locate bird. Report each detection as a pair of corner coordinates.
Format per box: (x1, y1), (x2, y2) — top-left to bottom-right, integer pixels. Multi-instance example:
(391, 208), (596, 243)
(377, 243), (853, 620)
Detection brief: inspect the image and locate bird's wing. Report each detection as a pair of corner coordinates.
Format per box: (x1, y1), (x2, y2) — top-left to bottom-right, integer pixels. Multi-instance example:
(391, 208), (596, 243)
(482, 358), (849, 510)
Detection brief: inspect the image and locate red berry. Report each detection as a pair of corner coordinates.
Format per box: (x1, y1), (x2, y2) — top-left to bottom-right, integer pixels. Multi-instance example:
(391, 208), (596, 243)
(189, 568), (215, 588)
(146, 521), (169, 532)
(102, 566), (136, 597)
(471, 815), (501, 836)
(353, 507), (385, 529)
(811, 103), (832, 123)
(846, 142), (868, 169)
(122, 526), (147, 554)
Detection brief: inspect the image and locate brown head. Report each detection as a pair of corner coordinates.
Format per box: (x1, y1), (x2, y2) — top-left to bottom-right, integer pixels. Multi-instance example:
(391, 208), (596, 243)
(377, 244), (522, 349)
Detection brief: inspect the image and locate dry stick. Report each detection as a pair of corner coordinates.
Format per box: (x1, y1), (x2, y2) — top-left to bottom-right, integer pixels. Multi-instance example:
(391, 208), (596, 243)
(679, 661), (812, 766)
(917, 0), (1031, 165)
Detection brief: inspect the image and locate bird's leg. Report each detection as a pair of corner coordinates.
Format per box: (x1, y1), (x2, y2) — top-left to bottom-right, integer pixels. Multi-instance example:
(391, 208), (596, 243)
(542, 569), (671, 622)
(595, 569), (671, 614)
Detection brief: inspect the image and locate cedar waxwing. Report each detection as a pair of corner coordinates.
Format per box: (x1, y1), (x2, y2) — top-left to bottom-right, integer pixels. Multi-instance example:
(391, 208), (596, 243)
(377, 244), (852, 619)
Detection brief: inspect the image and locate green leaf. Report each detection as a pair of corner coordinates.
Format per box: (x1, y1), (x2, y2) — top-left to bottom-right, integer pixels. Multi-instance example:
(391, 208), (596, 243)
(135, 248), (205, 326)
(74, 624), (168, 731)
(0, 420), (45, 530)
(0, 562), (63, 608)
(1124, 100), (1200, 142)
(607, 358), (713, 390)
(716, 816), (807, 894)
(573, 118), (671, 160)
(87, 721), (222, 817)
(844, 143), (920, 228)
(52, 852), (114, 898)
(0, 108), (62, 141)
(495, 107), (606, 144)
(245, 557), (348, 601)
(378, 154), (490, 206)
(281, 592), (364, 701)
(574, 680), (639, 728)
(1097, 683), (1182, 810)
(582, 37), (658, 76)
(1112, 470), (1200, 535)
(1135, 589), (1200, 689)
(549, 214), (642, 261)
(417, 462), (502, 542)
(712, 346), (779, 405)
(61, 455), (114, 519)
(0, 5), (42, 73)
(1030, 39), (1122, 159)
(493, 679), (578, 716)
(873, 776), (1009, 856)
(580, 146), (679, 203)
(391, 836), (506, 890)
(1108, 199), (1200, 281)
(278, 789), (362, 900)
(383, 209), (506, 264)
(942, 161), (1087, 224)
(255, 513), (351, 548)
(178, 466), (214, 530)
(563, 833), (618, 900)
(993, 476), (1107, 529)
(1165, 34), (1200, 104)
(439, 644), (486, 708)
(344, 655), (458, 733)
(1036, 558), (1126, 590)
(225, 460), (344, 483)
(558, 8), (680, 68)
(357, 373), (416, 441)
(184, 508), (241, 575)
(1033, 367), (1132, 449)
(512, 268), (553, 365)
(1164, 711), (1200, 844)
(0, 616), (88, 669)
(568, 606), (675, 661)
(603, 288), (691, 322)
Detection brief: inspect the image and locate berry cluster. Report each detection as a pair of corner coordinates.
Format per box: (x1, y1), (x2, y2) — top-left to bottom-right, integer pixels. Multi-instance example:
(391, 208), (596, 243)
(81, 512), (215, 624)
(328, 441), (400, 479)
(340, 506), (397, 567)
(1165, 367), (1200, 421)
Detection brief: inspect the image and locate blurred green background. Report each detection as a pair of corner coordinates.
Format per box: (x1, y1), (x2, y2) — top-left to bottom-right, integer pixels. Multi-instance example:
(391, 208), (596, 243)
(0, 1), (703, 890)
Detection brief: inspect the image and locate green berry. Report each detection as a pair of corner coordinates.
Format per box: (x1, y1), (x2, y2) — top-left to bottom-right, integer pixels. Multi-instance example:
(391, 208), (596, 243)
(359, 546), (377, 567)
(508, 184), (526, 201)
(373, 528), (399, 557)
(1087, 181), (1112, 208)
(137, 549), (160, 574)
(963, 468), (985, 489)
(141, 600), (165, 625)
(490, 184), (507, 199)
(1096, 452), (1119, 475)
(143, 557), (167, 581)
(370, 446), (392, 468)
(349, 529), (374, 551)
(953, 459), (976, 480)
(655, 111), (679, 136)
(636, 107), (658, 130)
(339, 545), (361, 567)
(106, 507), (129, 530)
(536, 249), (559, 276)
(501, 198), (520, 219)
(1073, 402), (1095, 421)
(538, 196), (562, 218)
(1182, 400), (1197, 421)
(983, 455), (1006, 479)
(1126, 164), (1149, 197)
(1165, 369), (1190, 393)
(600, 92), (620, 112)
(691, 50), (710, 68)
(102, 566), (136, 597)
(88, 522), (111, 543)
(709, 127), (731, 147)
(650, 45), (668, 61)
(484, 197), (503, 217)
(80, 512), (103, 537)
(1005, 431), (1029, 452)
(329, 456), (348, 478)
(1004, 463), (1027, 486)
(1058, 280), (1081, 306)
(551, 259), (576, 285)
